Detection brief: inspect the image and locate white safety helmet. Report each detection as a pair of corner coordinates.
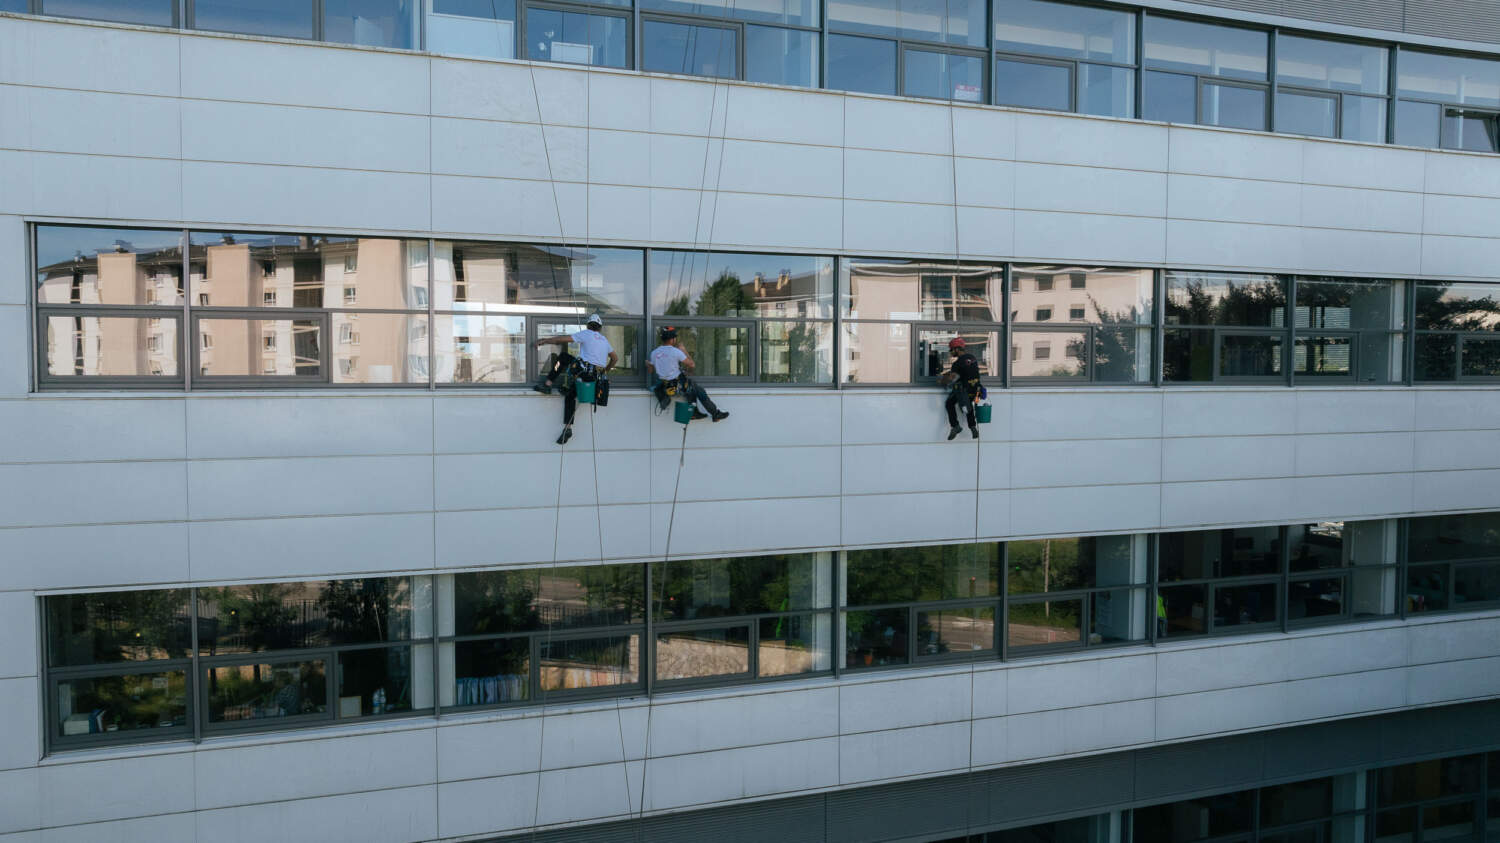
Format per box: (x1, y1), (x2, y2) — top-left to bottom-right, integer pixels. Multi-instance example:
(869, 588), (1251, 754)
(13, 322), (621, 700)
(586, 312), (604, 328)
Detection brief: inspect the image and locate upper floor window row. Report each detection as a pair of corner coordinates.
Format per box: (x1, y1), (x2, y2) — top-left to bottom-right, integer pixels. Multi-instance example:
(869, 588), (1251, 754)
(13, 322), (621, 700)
(32, 223), (1500, 390)
(12, 0), (1500, 155)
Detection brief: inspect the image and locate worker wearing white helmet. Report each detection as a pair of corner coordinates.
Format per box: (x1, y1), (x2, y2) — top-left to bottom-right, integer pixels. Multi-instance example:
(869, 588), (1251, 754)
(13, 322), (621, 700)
(534, 312), (617, 445)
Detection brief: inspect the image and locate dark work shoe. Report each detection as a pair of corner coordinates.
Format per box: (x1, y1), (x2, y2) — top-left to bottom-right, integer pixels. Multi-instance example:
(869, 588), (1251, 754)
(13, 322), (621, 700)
(970, 426), (980, 440)
(690, 410), (709, 421)
(556, 427), (572, 445)
(532, 382), (553, 395)
(656, 396), (671, 411)
(711, 410), (729, 423)
(947, 426), (961, 441)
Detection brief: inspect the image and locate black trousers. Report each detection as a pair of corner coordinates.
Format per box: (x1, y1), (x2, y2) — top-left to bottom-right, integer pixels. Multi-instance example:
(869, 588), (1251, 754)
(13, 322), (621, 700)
(544, 352), (594, 425)
(655, 376), (719, 414)
(946, 384), (977, 428)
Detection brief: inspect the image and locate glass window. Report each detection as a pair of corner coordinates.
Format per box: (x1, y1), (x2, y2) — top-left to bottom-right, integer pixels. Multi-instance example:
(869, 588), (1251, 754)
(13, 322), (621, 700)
(39, 0), (175, 25)
(642, 0), (813, 24)
(44, 315), (181, 379)
(654, 554), (826, 620)
(454, 639), (530, 704)
(916, 606), (994, 658)
(760, 320), (834, 383)
(323, 0), (416, 48)
(427, 0), (517, 60)
(1277, 35), (1387, 94)
(993, 0), (1134, 64)
(1007, 598), (1081, 649)
(36, 226), (184, 306)
(437, 242), (643, 314)
(846, 544), (1000, 605)
(526, 7), (629, 67)
(1416, 282), (1500, 332)
(1008, 535), (1144, 595)
(1080, 64), (1135, 117)
(1145, 16), (1267, 81)
(1396, 99), (1441, 148)
(1398, 50), (1500, 107)
(846, 607), (908, 667)
(192, 0), (316, 38)
(435, 313), (527, 384)
(454, 566), (643, 635)
(1160, 527), (1281, 581)
(746, 26), (819, 87)
(1277, 91), (1338, 138)
(1343, 93), (1388, 142)
(54, 671), (189, 740)
(995, 58), (1071, 110)
(828, 33), (897, 95)
(1442, 108), (1500, 153)
(206, 660), (329, 723)
(1144, 70), (1197, 123)
(197, 579), (412, 655)
(842, 258), (1003, 321)
(828, 0), (984, 47)
(337, 646), (416, 716)
(1202, 82), (1266, 130)
(758, 614), (830, 676)
(539, 635), (640, 691)
(1133, 789), (1256, 841)
(1167, 271), (1287, 326)
(328, 313), (428, 384)
(651, 251), (832, 318)
(841, 320), (912, 384)
(47, 591), (191, 667)
(196, 318), (323, 379)
(1378, 755), (1482, 804)
(190, 233), (426, 310)
(905, 49), (985, 102)
(642, 19), (738, 79)
(655, 627), (751, 680)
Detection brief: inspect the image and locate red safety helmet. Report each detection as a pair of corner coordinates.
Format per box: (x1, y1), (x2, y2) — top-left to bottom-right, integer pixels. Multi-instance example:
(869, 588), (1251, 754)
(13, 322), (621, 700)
(948, 337), (967, 350)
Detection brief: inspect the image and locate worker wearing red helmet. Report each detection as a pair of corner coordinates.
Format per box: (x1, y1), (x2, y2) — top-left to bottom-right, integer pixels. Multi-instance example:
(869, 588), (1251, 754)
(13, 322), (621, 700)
(937, 336), (982, 440)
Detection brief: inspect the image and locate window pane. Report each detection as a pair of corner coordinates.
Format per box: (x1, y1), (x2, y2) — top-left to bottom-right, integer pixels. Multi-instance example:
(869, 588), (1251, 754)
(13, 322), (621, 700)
(427, 0), (516, 59)
(537, 564), (645, 628)
(1455, 563), (1500, 606)
(1378, 755), (1482, 803)
(1202, 82), (1266, 130)
(1277, 34), (1387, 94)
(1442, 109), (1500, 153)
(1011, 329), (1084, 378)
(1414, 333), (1457, 381)
(1288, 521), (1347, 571)
(1144, 70), (1197, 123)
(1095, 327), (1152, 383)
(758, 614), (830, 676)
(845, 608), (908, 668)
(1415, 282), (1500, 331)
(847, 544), (1000, 604)
(55, 671), (189, 739)
(655, 627), (750, 680)
(829, 0), (984, 47)
(434, 313), (527, 384)
(643, 0), (814, 25)
(1288, 576), (1345, 622)
(920, 329), (999, 378)
(1134, 791), (1255, 841)
(1297, 277), (1406, 331)
(1166, 271), (1287, 326)
(759, 320), (833, 383)
(1351, 566), (1397, 617)
(1422, 802), (1475, 841)
(1009, 535), (1143, 595)
(190, 233), (427, 309)
(526, 8), (628, 67)
(1080, 63), (1135, 118)
(206, 660), (328, 723)
(650, 251), (833, 318)
(643, 20), (737, 79)
(1343, 93), (1388, 142)
(1260, 777), (1334, 826)
(993, 0), (1134, 64)
(47, 591), (191, 667)
(39, 0), (173, 25)
(1007, 599), (1082, 649)
(1091, 588), (1147, 644)
(1398, 50), (1500, 106)
(1463, 338), (1500, 376)
(1162, 327), (1213, 381)
(995, 58), (1071, 110)
(1145, 16), (1267, 80)
(36, 226), (184, 306)
(329, 313), (428, 384)
(197, 318), (322, 378)
(535, 320), (641, 378)
(1220, 333), (1283, 377)
(916, 606), (994, 658)
(454, 638), (530, 704)
(1295, 334), (1352, 376)
(337, 646), (414, 716)
(905, 49), (984, 102)
(1158, 584), (1206, 638)
(1014, 265), (1154, 324)
(193, 0), (316, 38)
(1215, 582), (1278, 628)
(842, 258), (1004, 321)
(1160, 527), (1281, 580)
(653, 554), (824, 619)
(436, 242), (643, 314)
(198, 579), (412, 654)
(746, 26), (819, 87)
(45, 315), (180, 378)
(666, 325), (747, 377)
(539, 635), (639, 691)
(827, 33), (897, 95)
(1376, 807), (1416, 842)
(842, 320), (912, 384)
(1277, 91), (1337, 138)
(1407, 563), (1449, 612)
(1395, 99), (1441, 148)
(323, 0), (416, 48)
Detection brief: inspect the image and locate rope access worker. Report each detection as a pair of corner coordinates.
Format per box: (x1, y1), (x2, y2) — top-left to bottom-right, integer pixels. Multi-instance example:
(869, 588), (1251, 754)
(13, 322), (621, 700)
(533, 312), (617, 445)
(647, 327), (729, 423)
(938, 336), (982, 441)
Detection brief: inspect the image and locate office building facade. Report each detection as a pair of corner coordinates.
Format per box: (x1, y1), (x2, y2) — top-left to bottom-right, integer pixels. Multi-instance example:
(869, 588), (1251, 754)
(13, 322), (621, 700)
(2, 0), (1500, 839)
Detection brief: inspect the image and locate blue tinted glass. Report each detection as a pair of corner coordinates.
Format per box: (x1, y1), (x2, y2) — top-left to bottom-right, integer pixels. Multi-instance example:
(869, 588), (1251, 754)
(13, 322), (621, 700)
(0, 0), (26, 10)
(433, 0), (513, 16)
(40, 0), (174, 25)
(1079, 63), (1134, 117)
(642, 20), (737, 79)
(994, 0), (1134, 64)
(829, 0), (983, 47)
(995, 58), (1070, 110)
(1394, 99), (1439, 148)
(904, 49), (983, 102)
(193, 0), (315, 39)
(641, 0), (812, 26)
(324, 0), (416, 48)
(1276, 91), (1336, 138)
(1144, 70), (1195, 123)
(1442, 110), (1500, 153)
(427, 0), (516, 58)
(1276, 33), (1386, 94)
(1341, 94), (1386, 143)
(1398, 50), (1500, 107)
(828, 33), (896, 95)
(1145, 16), (1267, 81)
(527, 8), (628, 67)
(745, 26), (818, 88)
(1201, 83), (1265, 130)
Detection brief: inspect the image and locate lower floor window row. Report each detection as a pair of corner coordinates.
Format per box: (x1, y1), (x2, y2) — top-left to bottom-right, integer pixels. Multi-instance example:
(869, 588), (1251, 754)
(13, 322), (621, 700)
(41, 512), (1500, 749)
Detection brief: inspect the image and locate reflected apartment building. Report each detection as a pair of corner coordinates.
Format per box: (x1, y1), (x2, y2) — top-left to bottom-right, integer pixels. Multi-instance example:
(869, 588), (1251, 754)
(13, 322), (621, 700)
(6, 0), (1500, 841)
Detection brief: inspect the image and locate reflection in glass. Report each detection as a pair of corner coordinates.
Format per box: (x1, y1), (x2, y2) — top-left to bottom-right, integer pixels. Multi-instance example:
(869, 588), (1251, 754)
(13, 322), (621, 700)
(758, 614), (829, 676)
(920, 329), (998, 379)
(1014, 266), (1154, 324)
(454, 638), (530, 704)
(1201, 82), (1266, 130)
(828, 34), (897, 95)
(1463, 338), (1500, 377)
(760, 321), (833, 383)
(207, 660), (328, 722)
(526, 7), (628, 67)
(1395, 99), (1441, 148)
(643, 20), (738, 78)
(843, 258), (1004, 321)
(916, 607), (994, 658)
(1215, 582), (1278, 627)
(1398, 50), (1500, 107)
(40, 0), (174, 25)
(993, 0), (1134, 63)
(654, 554), (823, 620)
(46, 315), (180, 378)
(1378, 755), (1482, 803)
(842, 320), (912, 384)
(1009, 535), (1141, 594)
(1424, 282), (1500, 331)
(1288, 521), (1347, 571)
(642, 0), (815, 25)
(846, 543), (1000, 604)
(540, 635), (639, 691)
(1288, 577), (1345, 622)
(192, 0), (316, 38)
(1277, 91), (1337, 138)
(427, 0), (516, 59)
(47, 591), (192, 667)
(1144, 16), (1267, 80)
(36, 226), (184, 306)
(828, 0), (985, 47)
(1080, 64), (1135, 117)
(1167, 271), (1287, 326)
(845, 608), (907, 668)
(196, 318), (322, 378)
(1294, 334), (1351, 376)
(655, 627), (750, 680)
(651, 251), (833, 317)
(1091, 588), (1147, 644)
(1135, 790), (1255, 841)
(1407, 564), (1449, 613)
(337, 647), (414, 716)
(995, 58), (1070, 110)
(1454, 563), (1500, 606)
(55, 672), (188, 738)
(1144, 70), (1197, 123)
(1011, 329), (1084, 378)
(1007, 599), (1082, 649)
(674, 325), (749, 377)
(1160, 528), (1281, 580)
(324, 0), (417, 48)
(1158, 583), (1206, 638)
(1277, 34), (1387, 94)
(1261, 777), (1334, 827)
(904, 49), (985, 102)
(190, 232), (427, 310)
(454, 565), (643, 635)
(436, 242), (642, 314)
(198, 579), (412, 655)
(1342, 94), (1387, 142)
(1415, 334), (1457, 381)
(435, 313), (527, 384)
(746, 26), (819, 87)
(535, 320), (641, 378)
(329, 313), (428, 384)
(1219, 333), (1283, 377)
(1442, 109), (1500, 153)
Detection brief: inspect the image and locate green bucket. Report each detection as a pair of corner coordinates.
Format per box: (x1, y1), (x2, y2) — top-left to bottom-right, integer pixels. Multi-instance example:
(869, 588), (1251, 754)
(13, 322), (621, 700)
(575, 379), (596, 404)
(673, 401), (695, 424)
(975, 403), (993, 424)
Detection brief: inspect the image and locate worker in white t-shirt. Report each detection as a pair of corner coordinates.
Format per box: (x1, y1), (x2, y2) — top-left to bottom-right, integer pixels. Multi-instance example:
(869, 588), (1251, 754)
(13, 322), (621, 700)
(533, 313), (618, 445)
(647, 327), (728, 423)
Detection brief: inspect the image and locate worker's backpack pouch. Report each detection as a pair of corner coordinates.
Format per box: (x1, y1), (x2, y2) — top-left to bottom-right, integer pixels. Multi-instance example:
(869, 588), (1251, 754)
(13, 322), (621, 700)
(594, 376), (610, 407)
